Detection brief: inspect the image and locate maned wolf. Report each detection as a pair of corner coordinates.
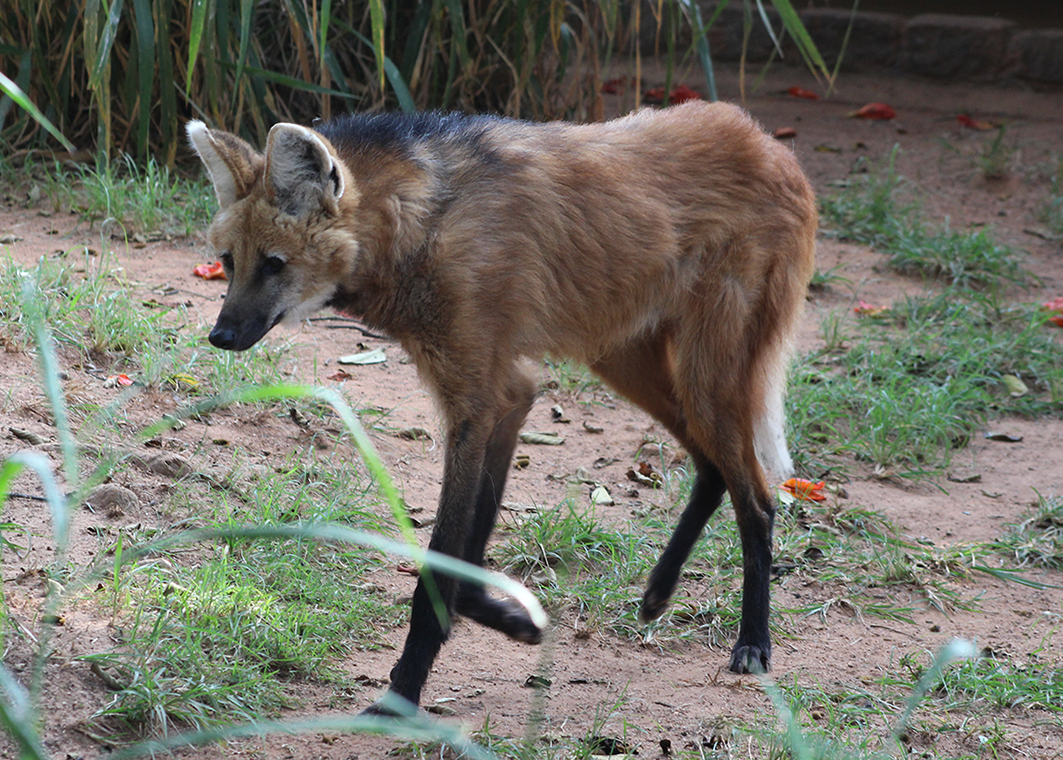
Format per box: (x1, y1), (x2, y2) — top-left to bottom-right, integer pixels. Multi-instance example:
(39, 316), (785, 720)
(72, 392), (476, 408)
(187, 101), (817, 712)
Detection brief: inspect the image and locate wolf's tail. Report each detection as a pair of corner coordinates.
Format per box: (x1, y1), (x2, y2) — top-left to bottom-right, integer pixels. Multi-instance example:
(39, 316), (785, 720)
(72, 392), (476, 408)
(753, 338), (795, 481)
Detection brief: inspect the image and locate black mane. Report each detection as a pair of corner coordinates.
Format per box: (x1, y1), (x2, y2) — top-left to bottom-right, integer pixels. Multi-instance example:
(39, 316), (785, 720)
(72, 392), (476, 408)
(314, 111), (502, 156)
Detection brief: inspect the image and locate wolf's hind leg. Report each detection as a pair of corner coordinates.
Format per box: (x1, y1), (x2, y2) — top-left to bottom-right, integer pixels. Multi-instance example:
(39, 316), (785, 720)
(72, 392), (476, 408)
(639, 461), (728, 622)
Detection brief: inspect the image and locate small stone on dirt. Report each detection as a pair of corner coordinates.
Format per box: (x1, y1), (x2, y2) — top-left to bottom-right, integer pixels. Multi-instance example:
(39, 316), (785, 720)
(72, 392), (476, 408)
(947, 468), (982, 483)
(85, 483), (140, 516)
(133, 452), (192, 478)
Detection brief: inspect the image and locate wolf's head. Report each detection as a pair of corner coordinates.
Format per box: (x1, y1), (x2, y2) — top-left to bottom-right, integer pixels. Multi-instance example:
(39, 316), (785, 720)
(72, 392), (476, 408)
(187, 120), (358, 351)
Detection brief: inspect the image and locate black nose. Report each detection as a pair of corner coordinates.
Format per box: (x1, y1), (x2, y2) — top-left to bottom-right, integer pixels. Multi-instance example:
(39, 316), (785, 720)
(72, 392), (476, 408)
(208, 325), (238, 350)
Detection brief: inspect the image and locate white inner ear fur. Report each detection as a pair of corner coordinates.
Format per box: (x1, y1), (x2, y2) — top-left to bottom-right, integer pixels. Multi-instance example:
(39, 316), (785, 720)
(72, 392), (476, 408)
(266, 123), (344, 215)
(186, 120), (240, 209)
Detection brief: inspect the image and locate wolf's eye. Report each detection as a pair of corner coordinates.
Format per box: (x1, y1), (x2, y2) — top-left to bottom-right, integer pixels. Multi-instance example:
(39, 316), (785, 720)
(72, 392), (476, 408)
(262, 256), (286, 276)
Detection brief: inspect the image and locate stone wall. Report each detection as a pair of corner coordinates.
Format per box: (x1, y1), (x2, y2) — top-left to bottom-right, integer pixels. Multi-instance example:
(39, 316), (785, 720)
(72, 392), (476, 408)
(640, 4), (1063, 85)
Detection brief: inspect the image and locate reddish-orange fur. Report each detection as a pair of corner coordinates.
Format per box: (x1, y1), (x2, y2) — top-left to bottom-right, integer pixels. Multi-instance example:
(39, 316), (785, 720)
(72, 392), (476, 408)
(187, 101), (817, 712)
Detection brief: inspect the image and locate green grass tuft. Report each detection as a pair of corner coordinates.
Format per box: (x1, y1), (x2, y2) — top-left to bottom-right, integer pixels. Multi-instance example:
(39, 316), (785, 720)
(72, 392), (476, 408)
(819, 148), (1028, 290)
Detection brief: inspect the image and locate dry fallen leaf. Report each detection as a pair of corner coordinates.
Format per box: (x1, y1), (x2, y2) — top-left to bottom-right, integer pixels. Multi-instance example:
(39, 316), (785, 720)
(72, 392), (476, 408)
(984, 431), (1023, 443)
(397, 426), (433, 441)
(10, 427), (47, 445)
(787, 86), (819, 100)
(519, 431), (564, 445)
(956, 114), (995, 130)
(849, 102), (896, 120)
(627, 461), (664, 488)
(1002, 374), (1028, 397)
(643, 84), (701, 105)
(590, 485), (614, 505)
(337, 348), (387, 365)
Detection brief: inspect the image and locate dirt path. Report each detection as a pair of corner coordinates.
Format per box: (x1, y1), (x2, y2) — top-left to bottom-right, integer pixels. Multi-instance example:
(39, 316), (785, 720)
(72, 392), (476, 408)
(1, 63), (1062, 759)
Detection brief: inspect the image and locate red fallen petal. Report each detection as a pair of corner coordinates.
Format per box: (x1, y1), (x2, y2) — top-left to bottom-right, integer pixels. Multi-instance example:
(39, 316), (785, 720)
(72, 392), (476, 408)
(849, 102), (896, 120)
(193, 262), (227, 280)
(773, 126), (798, 139)
(642, 87), (665, 104)
(328, 369), (353, 381)
(396, 563), (420, 576)
(1043, 297), (1063, 327)
(107, 374), (134, 386)
(956, 113), (994, 131)
(781, 478), (827, 502)
(601, 77), (626, 94)
(854, 300), (888, 317)
(668, 84), (701, 104)
(788, 86), (819, 100)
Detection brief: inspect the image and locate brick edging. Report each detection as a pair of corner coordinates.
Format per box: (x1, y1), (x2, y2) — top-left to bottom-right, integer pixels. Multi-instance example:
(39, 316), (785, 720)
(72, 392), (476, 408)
(641, 4), (1063, 85)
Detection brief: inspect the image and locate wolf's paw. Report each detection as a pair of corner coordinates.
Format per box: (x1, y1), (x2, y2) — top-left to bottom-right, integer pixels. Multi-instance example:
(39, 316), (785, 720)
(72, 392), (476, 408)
(360, 692), (420, 719)
(457, 591), (542, 644)
(638, 585), (671, 624)
(728, 643), (771, 675)
(494, 597), (543, 644)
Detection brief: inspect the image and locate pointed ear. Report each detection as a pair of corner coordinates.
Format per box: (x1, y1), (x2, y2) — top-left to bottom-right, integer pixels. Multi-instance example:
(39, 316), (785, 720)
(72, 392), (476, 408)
(265, 123), (345, 217)
(186, 120), (262, 209)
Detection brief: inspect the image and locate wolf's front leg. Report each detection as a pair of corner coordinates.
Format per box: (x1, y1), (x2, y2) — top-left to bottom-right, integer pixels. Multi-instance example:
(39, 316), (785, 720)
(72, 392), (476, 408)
(369, 418), (490, 711)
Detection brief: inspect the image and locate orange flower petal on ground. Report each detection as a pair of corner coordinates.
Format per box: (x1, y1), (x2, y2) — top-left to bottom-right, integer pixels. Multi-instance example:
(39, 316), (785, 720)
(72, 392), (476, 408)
(956, 113), (994, 131)
(788, 86), (819, 100)
(849, 102), (896, 120)
(193, 261), (227, 280)
(781, 478), (827, 502)
(642, 85), (701, 105)
(854, 300), (888, 317)
(667, 84), (702, 104)
(1043, 297), (1063, 327)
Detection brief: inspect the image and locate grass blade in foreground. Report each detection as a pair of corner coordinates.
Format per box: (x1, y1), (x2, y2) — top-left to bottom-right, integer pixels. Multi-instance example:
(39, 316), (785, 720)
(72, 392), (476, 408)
(106, 706), (494, 760)
(0, 72), (76, 154)
(123, 522), (546, 633)
(758, 639), (976, 759)
(893, 638), (977, 741)
(0, 667), (48, 760)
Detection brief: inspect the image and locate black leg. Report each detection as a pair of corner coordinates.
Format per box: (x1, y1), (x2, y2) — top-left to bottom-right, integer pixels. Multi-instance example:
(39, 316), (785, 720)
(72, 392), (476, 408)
(728, 481), (775, 674)
(378, 418), (488, 709)
(640, 461), (728, 623)
(455, 381), (541, 642)
(370, 373), (537, 712)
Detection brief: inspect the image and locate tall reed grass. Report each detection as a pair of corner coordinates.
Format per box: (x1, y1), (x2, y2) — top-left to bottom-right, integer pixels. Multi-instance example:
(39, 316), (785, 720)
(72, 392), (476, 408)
(0, 0), (829, 161)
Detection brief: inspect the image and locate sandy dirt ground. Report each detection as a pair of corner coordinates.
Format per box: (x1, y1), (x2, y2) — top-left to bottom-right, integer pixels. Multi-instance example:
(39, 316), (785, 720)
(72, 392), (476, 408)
(1, 62), (1062, 759)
